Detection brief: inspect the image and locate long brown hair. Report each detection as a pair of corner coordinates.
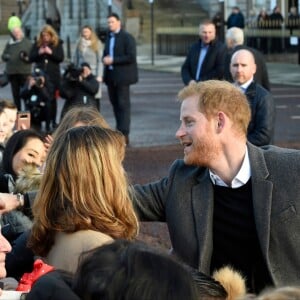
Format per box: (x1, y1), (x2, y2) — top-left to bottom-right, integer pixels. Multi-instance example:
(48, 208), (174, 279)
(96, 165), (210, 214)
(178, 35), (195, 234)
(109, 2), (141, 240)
(37, 24), (60, 47)
(79, 25), (102, 53)
(28, 126), (139, 256)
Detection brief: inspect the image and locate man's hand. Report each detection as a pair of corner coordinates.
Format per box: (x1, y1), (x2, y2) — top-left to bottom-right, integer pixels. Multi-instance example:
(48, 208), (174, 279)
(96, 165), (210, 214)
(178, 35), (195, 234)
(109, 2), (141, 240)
(103, 55), (113, 66)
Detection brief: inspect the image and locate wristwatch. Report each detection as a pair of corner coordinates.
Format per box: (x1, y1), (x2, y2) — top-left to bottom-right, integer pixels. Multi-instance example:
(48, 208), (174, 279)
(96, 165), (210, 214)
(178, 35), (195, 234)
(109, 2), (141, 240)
(16, 193), (24, 207)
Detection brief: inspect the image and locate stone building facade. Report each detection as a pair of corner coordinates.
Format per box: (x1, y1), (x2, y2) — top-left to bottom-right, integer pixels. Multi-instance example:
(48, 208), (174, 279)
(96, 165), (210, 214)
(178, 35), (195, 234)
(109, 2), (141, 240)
(21, 0), (121, 42)
(0, 0), (297, 41)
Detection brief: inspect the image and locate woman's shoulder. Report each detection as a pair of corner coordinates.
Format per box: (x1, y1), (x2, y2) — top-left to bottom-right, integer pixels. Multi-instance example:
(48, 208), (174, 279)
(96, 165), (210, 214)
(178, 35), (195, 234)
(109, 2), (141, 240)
(46, 231), (113, 273)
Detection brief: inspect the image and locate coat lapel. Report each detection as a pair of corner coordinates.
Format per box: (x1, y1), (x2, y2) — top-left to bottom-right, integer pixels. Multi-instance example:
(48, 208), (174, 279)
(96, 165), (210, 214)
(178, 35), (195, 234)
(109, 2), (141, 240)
(248, 143), (273, 256)
(191, 170), (214, 273)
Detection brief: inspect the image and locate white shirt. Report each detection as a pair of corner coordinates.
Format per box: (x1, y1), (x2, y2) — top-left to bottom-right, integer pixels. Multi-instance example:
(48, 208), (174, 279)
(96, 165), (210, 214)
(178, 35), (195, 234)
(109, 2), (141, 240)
(209, 147), (251, 188)
(237, 78), (253, 93)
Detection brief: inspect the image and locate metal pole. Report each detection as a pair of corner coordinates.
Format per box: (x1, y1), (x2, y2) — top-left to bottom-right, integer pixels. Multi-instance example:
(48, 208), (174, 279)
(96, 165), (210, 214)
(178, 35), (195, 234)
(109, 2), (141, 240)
(108, 0), (112, 15)
(67, 36), (71, 60)
(150, 0), (154, 65)
(298, 38), (300, 65)
(17, 0), (23, 16)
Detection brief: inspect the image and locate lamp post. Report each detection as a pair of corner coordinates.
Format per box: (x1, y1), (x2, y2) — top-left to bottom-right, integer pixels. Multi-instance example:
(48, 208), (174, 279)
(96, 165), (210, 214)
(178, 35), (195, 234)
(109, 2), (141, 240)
(17, 0), (24, 16)
(149, 0), (154, 65)
(108, 0), (112, 15)
(219, 0), (225, 43)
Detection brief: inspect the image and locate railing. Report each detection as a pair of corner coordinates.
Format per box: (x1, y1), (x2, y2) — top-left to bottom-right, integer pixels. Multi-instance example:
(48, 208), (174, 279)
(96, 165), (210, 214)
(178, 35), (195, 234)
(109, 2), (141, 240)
(156, 19), (300, 62)
(156, 27), (198, 56)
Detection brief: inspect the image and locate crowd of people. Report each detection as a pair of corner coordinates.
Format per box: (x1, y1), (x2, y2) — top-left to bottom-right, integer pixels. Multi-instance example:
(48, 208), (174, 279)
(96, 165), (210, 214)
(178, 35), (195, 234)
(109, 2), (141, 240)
(214, 5), (300, 54)
(0, 5), (299, 300)
(1, 12), (137, 144)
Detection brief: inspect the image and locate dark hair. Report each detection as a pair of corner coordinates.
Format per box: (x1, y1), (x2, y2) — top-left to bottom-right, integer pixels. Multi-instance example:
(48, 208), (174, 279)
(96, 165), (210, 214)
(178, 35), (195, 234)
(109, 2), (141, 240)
(2, 129), (44, 178)
(108, 12), (120, 20)
(191, 270), (228, 298)
(73, 240), (200, 300)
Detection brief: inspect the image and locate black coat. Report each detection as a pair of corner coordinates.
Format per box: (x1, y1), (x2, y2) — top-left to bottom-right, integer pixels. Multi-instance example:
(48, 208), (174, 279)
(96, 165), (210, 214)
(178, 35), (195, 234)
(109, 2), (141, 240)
(26, 271), (80, 300)
(60, 73), (99, 116)
(224, 45), (271, 91)
(20, 78), (54, 125)
(29, 40), (64, 88)
(181, 39), (227, 85)
(226, 12), (245, 29)
(103, 29), (138, 86)
(245, 81), (275, 146)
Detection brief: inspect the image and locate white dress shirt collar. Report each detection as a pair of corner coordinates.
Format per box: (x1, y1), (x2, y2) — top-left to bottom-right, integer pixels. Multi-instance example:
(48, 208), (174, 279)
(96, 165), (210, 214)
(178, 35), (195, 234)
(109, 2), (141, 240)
(237, 78), (253, 92)
(209, 147), (251, 188)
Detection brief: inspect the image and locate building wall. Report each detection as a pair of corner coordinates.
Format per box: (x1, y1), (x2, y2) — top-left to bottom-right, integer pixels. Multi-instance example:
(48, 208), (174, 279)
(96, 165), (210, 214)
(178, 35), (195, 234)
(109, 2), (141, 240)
(0, 0), (25, 34)
(20, 0), (121, 42)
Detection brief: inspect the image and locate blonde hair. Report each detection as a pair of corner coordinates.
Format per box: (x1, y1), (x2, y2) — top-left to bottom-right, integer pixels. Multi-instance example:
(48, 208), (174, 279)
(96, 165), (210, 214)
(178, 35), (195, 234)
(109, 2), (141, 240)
(37, 24), (60, 47)
(29, 126), (139, 256)
(178, 80), (251, 136)
(80, 25), (102, 53)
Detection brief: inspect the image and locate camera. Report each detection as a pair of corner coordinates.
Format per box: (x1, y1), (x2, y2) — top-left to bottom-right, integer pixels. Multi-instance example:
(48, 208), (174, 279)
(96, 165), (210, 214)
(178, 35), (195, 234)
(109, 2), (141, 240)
(64, 64), (83, 82)
(32, 68), (44, 88)
(34, 76), (44, 88)
(19, 50), (29, 62)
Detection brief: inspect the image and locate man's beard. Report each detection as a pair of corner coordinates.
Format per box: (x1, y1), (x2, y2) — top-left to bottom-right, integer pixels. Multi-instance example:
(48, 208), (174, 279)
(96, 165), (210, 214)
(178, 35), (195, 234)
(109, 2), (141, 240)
(184, 136), (219, 167)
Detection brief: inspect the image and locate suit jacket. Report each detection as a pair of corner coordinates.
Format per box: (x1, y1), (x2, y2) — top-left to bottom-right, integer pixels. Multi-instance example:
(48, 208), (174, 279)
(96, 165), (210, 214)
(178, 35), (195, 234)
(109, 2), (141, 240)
(181, 39), (227, 85)
(224, 45), (270, 91)
(103, 29), (138, 86)
(246, 81), (275, 146)
(133, 143), (300, 287)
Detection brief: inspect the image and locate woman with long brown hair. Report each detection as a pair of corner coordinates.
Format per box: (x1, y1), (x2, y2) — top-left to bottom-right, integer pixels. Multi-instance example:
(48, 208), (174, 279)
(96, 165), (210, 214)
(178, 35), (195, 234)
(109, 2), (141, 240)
(28, 126), (138, 273)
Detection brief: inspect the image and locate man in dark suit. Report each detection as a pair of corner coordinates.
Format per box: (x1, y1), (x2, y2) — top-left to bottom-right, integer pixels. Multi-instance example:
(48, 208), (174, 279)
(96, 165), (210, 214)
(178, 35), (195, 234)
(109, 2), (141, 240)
(133, 80), (300, 293)
(181, 20), (227, 85)
(230, 49), (275, 146)
(103, 13), (138, 145)
(224, 27), (270, 91)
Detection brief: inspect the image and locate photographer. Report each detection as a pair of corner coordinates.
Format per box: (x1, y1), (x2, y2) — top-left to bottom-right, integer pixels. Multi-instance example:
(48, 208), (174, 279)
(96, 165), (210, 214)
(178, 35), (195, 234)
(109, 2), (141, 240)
(1, 26), (32, 110)
(20, 68), (54, 132)
(60, 62), (99, 118)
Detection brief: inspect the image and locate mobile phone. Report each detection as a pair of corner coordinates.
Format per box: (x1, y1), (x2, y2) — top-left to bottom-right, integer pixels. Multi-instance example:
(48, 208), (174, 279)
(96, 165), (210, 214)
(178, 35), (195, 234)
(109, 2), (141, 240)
(16, 111), (31, 130)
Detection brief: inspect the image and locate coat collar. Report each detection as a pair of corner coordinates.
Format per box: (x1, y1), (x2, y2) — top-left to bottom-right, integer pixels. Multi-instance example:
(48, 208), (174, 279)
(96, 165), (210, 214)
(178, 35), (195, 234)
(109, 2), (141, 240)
(247, 142), (273, 255)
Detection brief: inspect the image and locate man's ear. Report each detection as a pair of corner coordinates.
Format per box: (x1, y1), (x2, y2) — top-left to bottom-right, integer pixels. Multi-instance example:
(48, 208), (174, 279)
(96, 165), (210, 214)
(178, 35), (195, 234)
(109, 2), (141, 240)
(216, 112), (226, 132)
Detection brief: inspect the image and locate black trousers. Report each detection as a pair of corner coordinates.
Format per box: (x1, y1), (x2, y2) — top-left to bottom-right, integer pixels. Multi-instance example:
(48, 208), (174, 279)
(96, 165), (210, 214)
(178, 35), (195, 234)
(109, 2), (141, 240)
(8, 74), (28, 110)
(107, 83), (131, 136)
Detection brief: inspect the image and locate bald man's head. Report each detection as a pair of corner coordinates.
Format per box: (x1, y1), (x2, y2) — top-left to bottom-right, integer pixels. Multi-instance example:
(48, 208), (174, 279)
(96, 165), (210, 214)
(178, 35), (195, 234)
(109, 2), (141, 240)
(230, 49), (257, 85)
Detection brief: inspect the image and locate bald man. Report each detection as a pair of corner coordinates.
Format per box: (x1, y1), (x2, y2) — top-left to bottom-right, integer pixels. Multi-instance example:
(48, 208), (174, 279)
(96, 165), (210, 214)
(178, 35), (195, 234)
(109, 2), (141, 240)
(230, 49), (275, 146)
(224, 27), (270, 91)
